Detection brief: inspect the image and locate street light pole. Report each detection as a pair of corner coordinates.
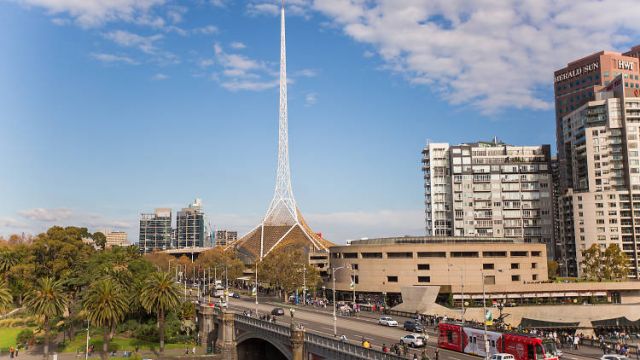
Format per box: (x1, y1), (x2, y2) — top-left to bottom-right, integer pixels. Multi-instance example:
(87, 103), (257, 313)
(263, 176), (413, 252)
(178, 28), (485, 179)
(332, 266), (344, 337)
(255, 262), (259, 316)
(482, 270), (489, 360)
(85, 319), (90, 360)
(351, 267), (356, 305)
(302, 264), (306, 306)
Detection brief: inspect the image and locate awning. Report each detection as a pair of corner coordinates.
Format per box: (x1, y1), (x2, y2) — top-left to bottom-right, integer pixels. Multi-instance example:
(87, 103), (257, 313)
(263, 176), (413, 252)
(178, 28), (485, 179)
(520, 318), (580, 329)
(236, 276), (252, 281)
(592, 317), (640, 328)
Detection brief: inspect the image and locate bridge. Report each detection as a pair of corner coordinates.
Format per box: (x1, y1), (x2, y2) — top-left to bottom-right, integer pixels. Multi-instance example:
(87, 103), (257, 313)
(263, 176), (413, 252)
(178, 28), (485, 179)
(197, 304), (406, 360)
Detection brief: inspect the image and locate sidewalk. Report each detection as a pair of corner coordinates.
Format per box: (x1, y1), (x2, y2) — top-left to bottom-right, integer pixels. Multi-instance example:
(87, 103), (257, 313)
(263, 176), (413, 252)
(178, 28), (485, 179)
(0, 347), (213, 360)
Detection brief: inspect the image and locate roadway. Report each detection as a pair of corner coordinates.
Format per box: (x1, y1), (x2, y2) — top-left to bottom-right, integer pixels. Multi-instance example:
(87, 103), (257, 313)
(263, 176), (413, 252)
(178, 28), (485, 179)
(225, 297), (599, 360)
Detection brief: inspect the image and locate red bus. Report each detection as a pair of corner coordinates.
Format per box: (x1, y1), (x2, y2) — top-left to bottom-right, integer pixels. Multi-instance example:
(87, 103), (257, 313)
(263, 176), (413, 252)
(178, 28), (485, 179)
(438, 322), (559, 360)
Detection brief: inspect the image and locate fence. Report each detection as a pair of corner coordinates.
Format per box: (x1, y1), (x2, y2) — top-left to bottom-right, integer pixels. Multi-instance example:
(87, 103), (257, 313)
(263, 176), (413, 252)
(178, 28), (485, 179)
(304, 332), (406, 360)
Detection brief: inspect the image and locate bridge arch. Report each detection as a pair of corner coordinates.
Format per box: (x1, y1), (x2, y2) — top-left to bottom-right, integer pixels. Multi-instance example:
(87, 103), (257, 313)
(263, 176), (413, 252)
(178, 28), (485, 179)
(236, 331), (292, 360)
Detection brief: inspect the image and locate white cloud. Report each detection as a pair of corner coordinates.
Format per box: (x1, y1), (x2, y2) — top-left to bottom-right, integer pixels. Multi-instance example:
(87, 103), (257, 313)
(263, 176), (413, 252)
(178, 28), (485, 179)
(305, 92), (317, 106)
(211, 43), (280, 91)
(230, 41), (246, 50)
(18, 208), (73, 222)
(247, 3), (280, 16)
(91, 52), (138, 65)
(248, 0), (311, 17)
(309, 0), (640, 113)
(103, 30), (163, 54)
(18, 0), (166, 28)
(0, 217), (28, 229)
(193, 25), (219, 35)
(209, 0), (227, 7)
(152, 73), (169, 80)
(295, 68), (317, 77)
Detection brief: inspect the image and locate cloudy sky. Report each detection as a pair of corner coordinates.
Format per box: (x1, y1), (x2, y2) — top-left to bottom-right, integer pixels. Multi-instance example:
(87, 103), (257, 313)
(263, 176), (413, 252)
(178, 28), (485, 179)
(1, 0), (640, 243)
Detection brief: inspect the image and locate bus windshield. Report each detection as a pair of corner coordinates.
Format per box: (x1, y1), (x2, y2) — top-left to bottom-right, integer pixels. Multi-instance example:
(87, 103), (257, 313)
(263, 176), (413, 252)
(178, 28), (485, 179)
(542, 340), (558, 358)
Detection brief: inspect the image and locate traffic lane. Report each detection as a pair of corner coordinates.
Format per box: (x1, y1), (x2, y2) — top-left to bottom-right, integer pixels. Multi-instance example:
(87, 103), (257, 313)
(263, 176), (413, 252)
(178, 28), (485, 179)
(228, 300), (479, 360)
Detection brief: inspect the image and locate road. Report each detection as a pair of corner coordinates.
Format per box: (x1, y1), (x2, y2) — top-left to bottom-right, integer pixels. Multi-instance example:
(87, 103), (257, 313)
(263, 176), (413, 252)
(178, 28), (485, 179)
(226, 298), (599, 360)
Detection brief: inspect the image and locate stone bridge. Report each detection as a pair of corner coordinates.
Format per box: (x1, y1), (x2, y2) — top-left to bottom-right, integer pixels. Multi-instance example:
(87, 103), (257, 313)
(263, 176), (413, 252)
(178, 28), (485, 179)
(197, 305), (406, 360)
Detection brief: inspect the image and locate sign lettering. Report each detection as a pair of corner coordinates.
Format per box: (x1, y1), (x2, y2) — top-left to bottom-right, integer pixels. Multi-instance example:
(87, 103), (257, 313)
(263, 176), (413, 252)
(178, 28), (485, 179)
(555, 61), (599, 83)
(618, 60), (635, 70)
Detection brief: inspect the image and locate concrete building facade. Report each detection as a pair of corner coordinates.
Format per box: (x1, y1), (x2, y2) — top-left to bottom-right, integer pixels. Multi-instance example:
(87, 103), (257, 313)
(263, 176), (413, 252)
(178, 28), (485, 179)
(139, 208), (172, 254)
(422, 140), (554, 256)
(105, 230), (128, 248)
(558, 74), (640, 278)
(215, 230), (238, 247)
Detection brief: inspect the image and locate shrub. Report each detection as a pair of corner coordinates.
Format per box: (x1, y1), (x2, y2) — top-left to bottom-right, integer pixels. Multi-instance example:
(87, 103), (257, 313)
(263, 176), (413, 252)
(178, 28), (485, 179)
(16, 329), (35, 345)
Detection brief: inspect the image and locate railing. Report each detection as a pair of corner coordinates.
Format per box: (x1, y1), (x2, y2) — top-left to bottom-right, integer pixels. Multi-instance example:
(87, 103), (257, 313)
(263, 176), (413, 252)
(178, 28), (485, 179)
(304, 332), (406, 360)
(234, 314), (291, 337)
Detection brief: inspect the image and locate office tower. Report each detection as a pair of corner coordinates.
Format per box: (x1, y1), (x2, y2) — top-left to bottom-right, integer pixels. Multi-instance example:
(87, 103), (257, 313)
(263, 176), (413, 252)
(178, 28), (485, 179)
(105, 230), (128, 248)
(422, 139), (554, 255)
(176, 198), (205, 248)
(139, 208), (172, 253)
(554, 45), (640, 277)
(215, 230), (238, 247)
(558, 75), (640, 278)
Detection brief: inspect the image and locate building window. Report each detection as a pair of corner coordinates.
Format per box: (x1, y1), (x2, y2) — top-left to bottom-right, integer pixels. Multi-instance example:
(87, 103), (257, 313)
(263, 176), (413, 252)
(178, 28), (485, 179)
(511, 263), (520, 269)
(450, 251), (479, 258)
(483, 251), (507, 257)
(418, 276), (430, 283)
(387, 276), (398, 283)
(511, 251), (528, 257)
(361, 252), (382, 259)
(342, 252), (358, 259)
(417, 264), (430, 270)
(512, 275), (521, 281)
(531, 251), (541, 257)
(387, 252), (413, 259)
(353, 275), (359, 284)
(351, 264), (358, 270)
(483, 263), (495, 270)
(417, 252), (446, 258)
(531, 263), (537, 269)
(532, 274), (538, 281)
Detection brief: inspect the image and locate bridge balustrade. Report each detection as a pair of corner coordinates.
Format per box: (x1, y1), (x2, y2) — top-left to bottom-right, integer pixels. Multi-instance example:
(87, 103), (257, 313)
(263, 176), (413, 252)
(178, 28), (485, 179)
(304, 332), (406, 360)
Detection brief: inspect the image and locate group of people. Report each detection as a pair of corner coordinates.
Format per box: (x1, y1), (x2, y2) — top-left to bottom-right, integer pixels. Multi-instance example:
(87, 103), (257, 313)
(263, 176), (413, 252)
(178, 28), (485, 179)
(7, 346), (19, 358)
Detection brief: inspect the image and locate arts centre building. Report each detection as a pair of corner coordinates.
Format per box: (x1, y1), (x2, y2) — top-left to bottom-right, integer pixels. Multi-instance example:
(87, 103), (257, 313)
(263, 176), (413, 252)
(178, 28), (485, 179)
(328, 236), (640, 333)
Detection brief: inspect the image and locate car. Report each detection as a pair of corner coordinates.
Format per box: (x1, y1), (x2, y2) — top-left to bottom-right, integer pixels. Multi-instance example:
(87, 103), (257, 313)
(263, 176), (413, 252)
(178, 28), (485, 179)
(400, 334), (425, 348)
(600, 355), (629, 360)
(271, 307), (285, 316)
(403, 319), (424, 332)
(490, 354), (515, 360)
(378, 316), (398, 327)
(231, 293), (241, 299)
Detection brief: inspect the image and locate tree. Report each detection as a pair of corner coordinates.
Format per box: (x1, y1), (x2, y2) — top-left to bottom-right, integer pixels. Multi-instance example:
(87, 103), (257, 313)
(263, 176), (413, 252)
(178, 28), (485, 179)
(602, 244), (629, 280)
(581, 244), (601, 280)
(24, 277), (68, 360)
(139, 271), (181, 352)
(0, 248), (18, 275)
(547, 260), (559, 280)
(92, 232), (107, 250)
(0, 280), (12, 312)
(144, 251), (175, 272)
(195, 247), (245, 283)
(83, 278), (129, 359)
(258, 245), (320, 303)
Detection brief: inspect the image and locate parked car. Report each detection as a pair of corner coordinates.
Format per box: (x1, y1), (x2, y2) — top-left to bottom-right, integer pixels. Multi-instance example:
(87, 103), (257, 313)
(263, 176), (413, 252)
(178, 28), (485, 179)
(490, 354), (515, 360)
(271, 307), (285, 316)
(231, 292), (241, 299)
(400, 334), (425, 348)
(600, 355), (629, 360)
(403, 319), (424, 332)
(378, 316), (398, 327)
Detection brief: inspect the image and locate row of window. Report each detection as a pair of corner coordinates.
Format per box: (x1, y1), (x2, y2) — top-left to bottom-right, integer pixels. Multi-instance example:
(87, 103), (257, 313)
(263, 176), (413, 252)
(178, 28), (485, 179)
(333, 250), (542, 259)
(382, 274), (535, 284)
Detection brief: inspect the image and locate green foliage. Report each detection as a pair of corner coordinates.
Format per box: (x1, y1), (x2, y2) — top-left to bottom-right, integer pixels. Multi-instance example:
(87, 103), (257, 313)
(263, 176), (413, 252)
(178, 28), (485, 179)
(547, 260), (559, 279)
(581, 244), (630, 281)
(139, 271), (181, 352)
(194, 247), (245, 281)
(258, 245), (321, 302)
(92, 232), (107, 250)
(0, 280), (13, 311)
(84, 278), (129, 329)
(16, 328), (34, 345)
(24, 277), (68, 359)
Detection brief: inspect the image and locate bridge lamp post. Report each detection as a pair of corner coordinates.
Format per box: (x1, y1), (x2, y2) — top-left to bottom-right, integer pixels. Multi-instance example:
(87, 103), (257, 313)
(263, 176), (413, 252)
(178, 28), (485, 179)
(332, 266), (345, 337)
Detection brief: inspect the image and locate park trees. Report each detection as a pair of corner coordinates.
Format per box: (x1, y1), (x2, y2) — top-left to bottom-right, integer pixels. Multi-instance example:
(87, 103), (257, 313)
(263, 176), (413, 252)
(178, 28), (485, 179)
(24, 277), (68, 360)
(195, 247), (245, 284)
(83, 278), (129, 359)
(581, 244), (629, 281)
(547, 260), (559, 280)
(92, 232), (107, 250)
(0, 280), (12, 312)
(140, 271), (181, 353)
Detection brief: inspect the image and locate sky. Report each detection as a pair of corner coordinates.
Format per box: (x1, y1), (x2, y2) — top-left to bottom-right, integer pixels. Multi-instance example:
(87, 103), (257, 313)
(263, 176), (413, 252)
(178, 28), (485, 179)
(1, 0), (640, 244)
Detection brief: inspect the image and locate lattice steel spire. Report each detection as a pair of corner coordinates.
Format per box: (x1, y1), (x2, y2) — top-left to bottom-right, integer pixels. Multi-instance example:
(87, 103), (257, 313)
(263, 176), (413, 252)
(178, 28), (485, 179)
(263, 2), (298, 226)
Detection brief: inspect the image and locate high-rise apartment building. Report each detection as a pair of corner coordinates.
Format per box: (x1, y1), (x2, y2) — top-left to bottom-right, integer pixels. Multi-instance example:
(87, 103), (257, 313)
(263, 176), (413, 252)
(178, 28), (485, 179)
(215, 230), (238, 247)
(176, 198), (205, 248)
(558, 74), (640, 278)
(554, 45), (640, 277)
(422, 140), (554, 256)
(139, 208), (172, 253)
(105, 230), (128, 248)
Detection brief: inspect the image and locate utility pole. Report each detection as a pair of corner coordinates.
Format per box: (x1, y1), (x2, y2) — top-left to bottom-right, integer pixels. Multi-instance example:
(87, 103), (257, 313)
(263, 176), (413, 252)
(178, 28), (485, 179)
(255, 262), (259, 316)
(351, 267), (356, 304)
(85, 319), (90, 360)
(183, 265), (187, 301)
(461, 268), (465, 324)
(482, 270), (489, 360)
(225, 264), (229, 304)
(302, 264), (306, 306)
(332, 266), (344, 337)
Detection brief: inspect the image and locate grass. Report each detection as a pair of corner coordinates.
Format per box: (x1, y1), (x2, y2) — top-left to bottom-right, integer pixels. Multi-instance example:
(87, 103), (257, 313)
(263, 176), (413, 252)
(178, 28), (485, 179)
(0, 327), (28, 349)
(60, 334), (191, 353)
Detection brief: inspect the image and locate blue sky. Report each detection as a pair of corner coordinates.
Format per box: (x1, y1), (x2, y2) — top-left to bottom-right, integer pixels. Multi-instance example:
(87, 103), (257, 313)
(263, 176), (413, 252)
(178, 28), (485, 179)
(1, 0), (640, 243)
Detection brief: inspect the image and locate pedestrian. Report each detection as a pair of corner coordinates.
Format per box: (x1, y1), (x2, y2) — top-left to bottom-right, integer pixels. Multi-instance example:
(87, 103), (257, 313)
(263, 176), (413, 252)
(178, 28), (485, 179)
(573, 336), (580, 350)
(421, 349), (430, 360)
(9, 346), (14, 359)
(15, 347), (18, 357)
(413, 354), (419, 360)
(435, 347), (440, 360)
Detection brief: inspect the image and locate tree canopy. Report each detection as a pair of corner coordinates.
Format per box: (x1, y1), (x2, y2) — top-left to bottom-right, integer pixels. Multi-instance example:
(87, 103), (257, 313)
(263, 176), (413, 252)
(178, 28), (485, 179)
(581, 244), (629, 281)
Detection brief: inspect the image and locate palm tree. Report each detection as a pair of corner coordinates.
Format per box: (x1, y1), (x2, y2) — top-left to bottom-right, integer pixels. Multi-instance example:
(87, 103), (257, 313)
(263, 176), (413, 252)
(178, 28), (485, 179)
(0, 249), (18, 277)
(24, 277), (67, 360)
(139, 271), (180, 352)
(83, 279), (129, 360)
(0, 280), (12, 312)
